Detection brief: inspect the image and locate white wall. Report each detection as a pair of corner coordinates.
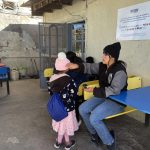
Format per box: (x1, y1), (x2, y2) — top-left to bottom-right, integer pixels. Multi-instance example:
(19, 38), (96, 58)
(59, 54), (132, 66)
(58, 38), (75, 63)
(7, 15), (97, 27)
(44, 0), (150, 86)
(44, 0), (150, 122)
(86, 0), (150, 87)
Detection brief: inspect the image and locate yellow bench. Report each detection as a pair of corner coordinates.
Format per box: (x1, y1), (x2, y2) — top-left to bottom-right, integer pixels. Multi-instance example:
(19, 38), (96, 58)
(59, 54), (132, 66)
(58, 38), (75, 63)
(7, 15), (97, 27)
(78, 80), (99, 96)
(44, 68), (54, 78)
(78, 76), (142, 119)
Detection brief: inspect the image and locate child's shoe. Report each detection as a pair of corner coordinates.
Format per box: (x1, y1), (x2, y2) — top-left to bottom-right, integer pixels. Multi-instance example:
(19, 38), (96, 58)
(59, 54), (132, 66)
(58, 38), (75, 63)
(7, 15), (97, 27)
(64, 140), (75, 150)
(54, 141), (61, 149)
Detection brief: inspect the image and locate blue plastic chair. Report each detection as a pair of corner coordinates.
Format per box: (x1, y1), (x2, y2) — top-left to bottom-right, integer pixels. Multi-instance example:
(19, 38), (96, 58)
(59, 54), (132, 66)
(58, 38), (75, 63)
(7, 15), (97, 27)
(0, 66), (10, 95)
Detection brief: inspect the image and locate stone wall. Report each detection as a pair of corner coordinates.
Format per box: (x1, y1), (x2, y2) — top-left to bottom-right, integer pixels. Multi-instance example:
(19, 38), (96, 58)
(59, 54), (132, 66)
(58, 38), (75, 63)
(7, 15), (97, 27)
(0, 13), (42, 76)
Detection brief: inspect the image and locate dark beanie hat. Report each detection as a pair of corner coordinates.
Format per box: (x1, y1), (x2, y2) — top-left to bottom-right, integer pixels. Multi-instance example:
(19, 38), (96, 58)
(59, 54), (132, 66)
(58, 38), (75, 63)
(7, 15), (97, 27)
(103, 42), (121, 60)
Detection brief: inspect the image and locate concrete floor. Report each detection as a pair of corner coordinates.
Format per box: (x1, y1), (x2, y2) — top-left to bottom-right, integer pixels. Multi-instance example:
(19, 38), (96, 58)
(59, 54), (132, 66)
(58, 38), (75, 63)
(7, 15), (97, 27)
(0, 79), (150, 150)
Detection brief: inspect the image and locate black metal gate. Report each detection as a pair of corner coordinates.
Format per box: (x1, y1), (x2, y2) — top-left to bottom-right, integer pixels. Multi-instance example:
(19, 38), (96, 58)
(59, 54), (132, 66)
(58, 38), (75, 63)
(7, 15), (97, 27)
(39, 23), (69, 89)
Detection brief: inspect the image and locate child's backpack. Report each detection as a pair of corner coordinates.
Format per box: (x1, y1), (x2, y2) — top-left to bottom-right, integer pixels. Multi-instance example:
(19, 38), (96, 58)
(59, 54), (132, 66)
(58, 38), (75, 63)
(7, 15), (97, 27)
(47, 92), (68, 121)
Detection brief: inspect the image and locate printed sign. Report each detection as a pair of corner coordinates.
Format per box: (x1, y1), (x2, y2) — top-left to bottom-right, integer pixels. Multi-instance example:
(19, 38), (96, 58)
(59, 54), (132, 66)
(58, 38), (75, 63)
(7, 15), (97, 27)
(116, 1), (150, 40)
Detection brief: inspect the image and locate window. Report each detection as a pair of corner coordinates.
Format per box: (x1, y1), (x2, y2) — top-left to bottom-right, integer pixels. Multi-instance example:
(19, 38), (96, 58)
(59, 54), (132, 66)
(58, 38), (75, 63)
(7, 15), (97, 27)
(71, 21), (85, 56)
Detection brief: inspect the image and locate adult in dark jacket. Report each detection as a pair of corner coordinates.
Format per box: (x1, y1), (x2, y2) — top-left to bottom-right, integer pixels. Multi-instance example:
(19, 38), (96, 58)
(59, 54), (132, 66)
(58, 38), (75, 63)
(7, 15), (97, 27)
(67, 42), (127, 150)
(66, 51), (86, 87)
(85, 56), (99, 81)
(66, 51), (86, 122)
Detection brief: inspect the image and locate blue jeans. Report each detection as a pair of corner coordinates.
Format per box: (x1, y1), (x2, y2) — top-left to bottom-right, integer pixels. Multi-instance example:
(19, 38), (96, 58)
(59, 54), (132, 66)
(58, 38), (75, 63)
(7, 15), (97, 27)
(79, 96), (124, 145)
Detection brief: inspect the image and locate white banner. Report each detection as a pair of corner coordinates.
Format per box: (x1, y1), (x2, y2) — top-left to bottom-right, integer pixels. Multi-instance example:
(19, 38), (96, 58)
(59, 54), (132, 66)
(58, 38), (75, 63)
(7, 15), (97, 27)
(116, 1), (150, 41)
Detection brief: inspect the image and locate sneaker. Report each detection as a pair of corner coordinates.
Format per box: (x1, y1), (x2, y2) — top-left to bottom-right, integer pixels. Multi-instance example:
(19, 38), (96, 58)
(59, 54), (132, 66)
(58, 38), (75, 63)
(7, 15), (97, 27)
(65, 140), (75, 150)
(106, 130), (116, 150)
(91, 133), (103, 145)
(106, 143), (115, 150)
(54, 141), (61, 149)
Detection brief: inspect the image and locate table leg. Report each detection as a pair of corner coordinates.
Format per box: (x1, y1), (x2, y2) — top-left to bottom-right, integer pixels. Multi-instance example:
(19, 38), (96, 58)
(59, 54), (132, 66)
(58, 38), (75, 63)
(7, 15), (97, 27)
(145, 114), (150, 127)
(0, 81), (2, 87)
(6, 80), (10, 95)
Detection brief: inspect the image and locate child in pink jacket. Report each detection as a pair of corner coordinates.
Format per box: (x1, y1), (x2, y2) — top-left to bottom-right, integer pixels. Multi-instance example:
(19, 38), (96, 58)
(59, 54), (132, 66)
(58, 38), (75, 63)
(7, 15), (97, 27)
(48, 52), (79, 150)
